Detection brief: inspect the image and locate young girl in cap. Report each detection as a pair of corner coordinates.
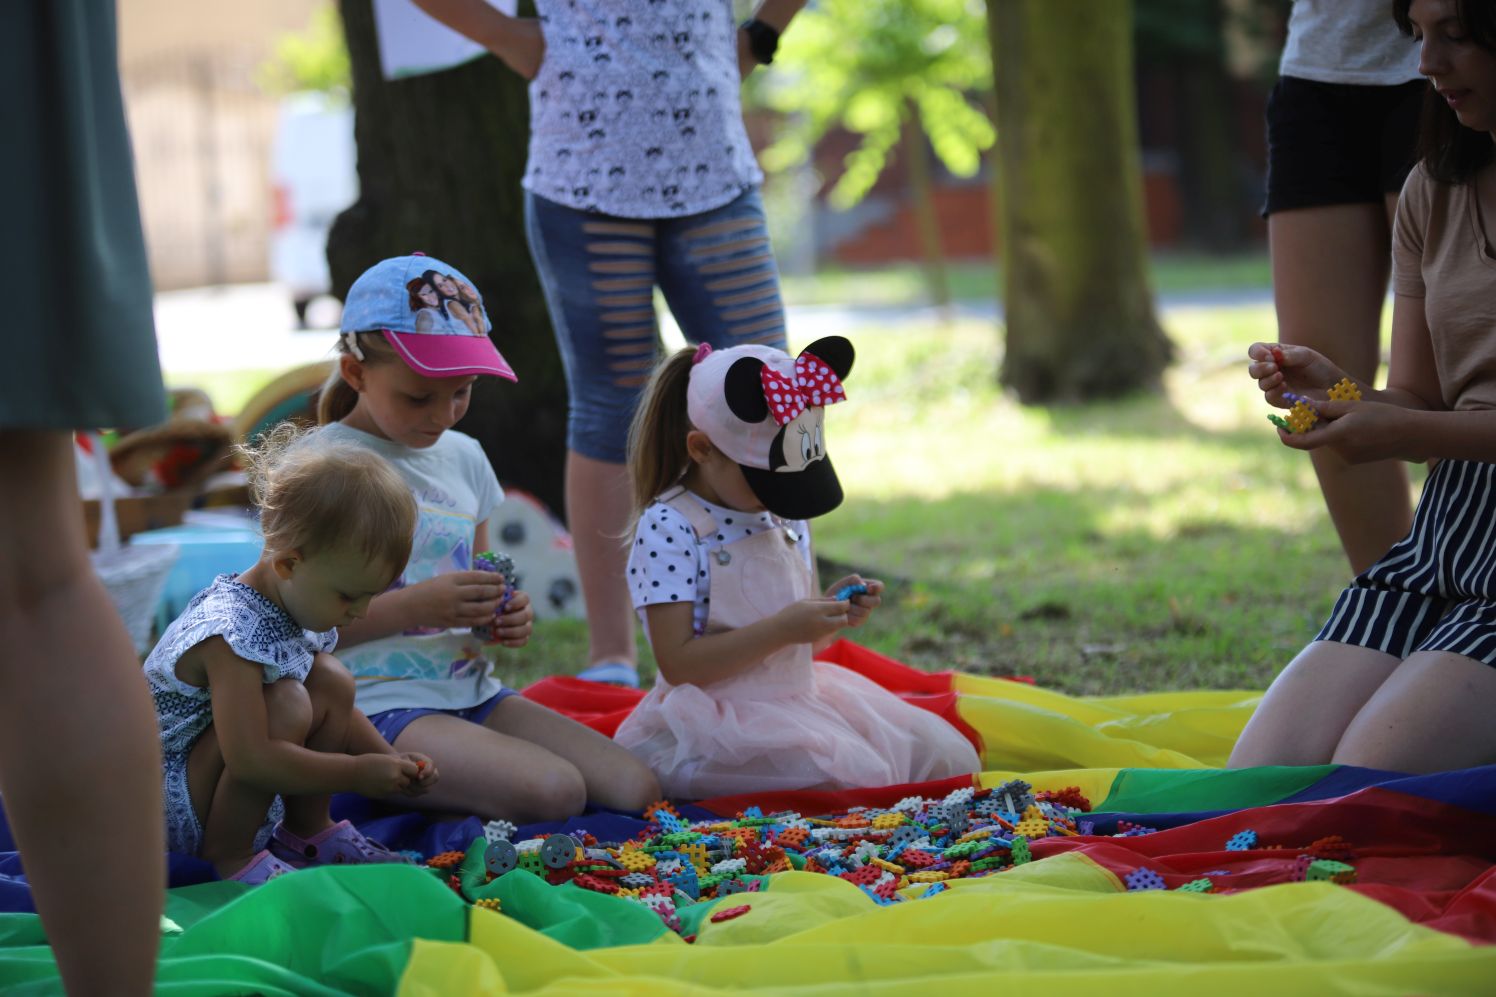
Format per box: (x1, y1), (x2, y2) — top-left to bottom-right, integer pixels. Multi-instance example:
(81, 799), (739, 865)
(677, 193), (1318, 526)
(317, 253), (661, 821)
(613, 339), (981, 798)
(146, 427), (436, 884)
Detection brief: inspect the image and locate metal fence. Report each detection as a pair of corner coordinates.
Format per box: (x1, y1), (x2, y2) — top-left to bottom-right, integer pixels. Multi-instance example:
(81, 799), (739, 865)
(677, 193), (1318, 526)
(122, 56), (278, 290)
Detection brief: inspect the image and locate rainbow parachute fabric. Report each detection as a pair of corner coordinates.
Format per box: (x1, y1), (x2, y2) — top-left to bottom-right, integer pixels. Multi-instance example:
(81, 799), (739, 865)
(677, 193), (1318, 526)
(1, 641), (1494, 994)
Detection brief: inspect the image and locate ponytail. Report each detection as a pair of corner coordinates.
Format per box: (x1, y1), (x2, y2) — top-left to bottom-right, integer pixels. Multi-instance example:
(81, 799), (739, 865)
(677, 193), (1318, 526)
(317, 332), (400, 425)
(625, 346), (696, 520)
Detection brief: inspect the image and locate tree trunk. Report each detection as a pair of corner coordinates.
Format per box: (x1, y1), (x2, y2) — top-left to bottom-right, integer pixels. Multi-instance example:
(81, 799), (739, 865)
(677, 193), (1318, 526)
(329, 0), (566, 515)
(989, 0), (1172, 403)
(982, 87), (1004, 308)
(903, 103), (951, 318)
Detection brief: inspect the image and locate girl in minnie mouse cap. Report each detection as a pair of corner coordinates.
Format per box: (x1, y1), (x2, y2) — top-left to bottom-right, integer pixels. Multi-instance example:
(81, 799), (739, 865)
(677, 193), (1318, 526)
(613, 338), (980, 799)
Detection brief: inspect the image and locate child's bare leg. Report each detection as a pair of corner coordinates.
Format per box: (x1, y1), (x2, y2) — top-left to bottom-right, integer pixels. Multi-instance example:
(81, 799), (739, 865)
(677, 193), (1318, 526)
(484, 696), (661, 810)
(1228, 640), (1402, 767)
(1333, 650), (1496, 773)
(190, 677), (312, 877)
(390, 711), (590, 822)
(1269, 200), (1413, 574)
(279, 653), (357, 838)
(0, 430), (163, 995)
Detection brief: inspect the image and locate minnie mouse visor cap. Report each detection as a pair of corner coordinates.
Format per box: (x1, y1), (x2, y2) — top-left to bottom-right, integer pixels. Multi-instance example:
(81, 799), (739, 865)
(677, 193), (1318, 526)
(685, 338), (853, 520)
(340, 253), (516, 380)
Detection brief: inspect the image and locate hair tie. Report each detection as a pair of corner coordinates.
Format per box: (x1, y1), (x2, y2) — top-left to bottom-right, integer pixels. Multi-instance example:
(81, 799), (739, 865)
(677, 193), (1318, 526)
(692, 343), (713, 365)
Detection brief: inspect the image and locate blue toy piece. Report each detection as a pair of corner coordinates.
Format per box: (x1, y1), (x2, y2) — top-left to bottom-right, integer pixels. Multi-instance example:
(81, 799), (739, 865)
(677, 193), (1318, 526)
(831, 582), (869, 601)
(1125, 867), (1166, 891)
(1225, 829), (1258, 852)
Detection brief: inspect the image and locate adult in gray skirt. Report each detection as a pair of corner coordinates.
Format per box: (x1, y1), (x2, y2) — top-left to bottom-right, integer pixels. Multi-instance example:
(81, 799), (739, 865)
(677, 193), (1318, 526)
(1, 2), (168, 992)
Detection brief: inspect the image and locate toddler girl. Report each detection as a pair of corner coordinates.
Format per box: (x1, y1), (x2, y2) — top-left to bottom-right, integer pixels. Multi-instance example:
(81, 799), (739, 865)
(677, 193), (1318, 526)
(146, 426), (437, 883)
(317, 253), (660, 821)
(613, 339), (981, 798)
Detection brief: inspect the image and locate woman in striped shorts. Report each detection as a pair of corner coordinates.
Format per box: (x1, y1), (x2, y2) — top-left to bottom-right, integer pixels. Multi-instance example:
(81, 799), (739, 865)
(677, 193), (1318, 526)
(1229, 0), (1496, 774)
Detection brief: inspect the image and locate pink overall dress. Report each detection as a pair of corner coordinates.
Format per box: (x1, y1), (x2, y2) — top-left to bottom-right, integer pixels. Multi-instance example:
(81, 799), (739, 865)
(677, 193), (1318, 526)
(614, 487), (980, 799)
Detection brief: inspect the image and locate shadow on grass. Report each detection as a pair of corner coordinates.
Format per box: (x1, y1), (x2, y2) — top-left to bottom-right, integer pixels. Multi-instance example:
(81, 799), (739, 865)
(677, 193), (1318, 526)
(816, 482), (1350, 697)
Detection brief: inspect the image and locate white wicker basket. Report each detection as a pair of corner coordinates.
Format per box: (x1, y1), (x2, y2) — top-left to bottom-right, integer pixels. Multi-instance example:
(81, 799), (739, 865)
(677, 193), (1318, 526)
(87, 434), (179, 655)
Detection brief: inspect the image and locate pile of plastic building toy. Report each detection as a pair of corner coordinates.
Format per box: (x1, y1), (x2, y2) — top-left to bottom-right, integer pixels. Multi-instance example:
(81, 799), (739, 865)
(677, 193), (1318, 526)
(422, 780), (1359, 937)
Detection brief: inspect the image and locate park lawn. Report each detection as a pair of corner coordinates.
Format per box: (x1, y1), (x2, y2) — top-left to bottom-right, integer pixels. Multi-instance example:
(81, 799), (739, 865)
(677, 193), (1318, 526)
(501, 299), (1416, 695)
(169, 262), (1413, 697)
(776, 251), (1276, 308)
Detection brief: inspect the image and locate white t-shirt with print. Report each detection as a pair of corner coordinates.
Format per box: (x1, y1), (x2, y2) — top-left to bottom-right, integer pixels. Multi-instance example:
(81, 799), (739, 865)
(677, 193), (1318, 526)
(317, 422), (506, 714)
(627, 492), (812, 642)
(523, 0), (763, 218)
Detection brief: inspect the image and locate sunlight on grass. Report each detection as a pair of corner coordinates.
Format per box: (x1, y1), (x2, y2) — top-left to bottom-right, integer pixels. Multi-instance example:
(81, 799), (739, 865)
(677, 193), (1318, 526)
(807, 303), (1398, 694)
(165, 292), (1403, 696)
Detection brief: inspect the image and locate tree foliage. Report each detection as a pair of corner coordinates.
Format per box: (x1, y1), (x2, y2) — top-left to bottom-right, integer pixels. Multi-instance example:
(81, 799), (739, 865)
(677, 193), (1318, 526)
(757, 0), (994, 209)
(258, 5), (352, 100)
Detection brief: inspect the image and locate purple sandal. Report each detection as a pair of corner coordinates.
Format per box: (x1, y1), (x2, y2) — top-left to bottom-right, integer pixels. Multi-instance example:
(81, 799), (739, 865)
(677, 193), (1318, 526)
(269, 819), (411, 868)
(227, 849), (298, 885)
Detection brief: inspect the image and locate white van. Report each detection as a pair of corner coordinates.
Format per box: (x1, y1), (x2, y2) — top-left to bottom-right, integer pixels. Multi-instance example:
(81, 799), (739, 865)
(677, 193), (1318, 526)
(268, 92), (358, 326)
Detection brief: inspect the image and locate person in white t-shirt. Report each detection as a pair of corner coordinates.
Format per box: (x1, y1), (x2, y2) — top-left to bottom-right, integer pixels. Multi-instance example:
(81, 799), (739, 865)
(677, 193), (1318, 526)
(408, 0), (806, 690)
(1265, 0), (1425, 573)
(315, 253), (661, 822)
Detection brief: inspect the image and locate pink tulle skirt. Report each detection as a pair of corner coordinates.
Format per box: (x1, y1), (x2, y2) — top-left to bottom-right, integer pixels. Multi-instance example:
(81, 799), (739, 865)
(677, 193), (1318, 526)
(614, 660), (981, 800)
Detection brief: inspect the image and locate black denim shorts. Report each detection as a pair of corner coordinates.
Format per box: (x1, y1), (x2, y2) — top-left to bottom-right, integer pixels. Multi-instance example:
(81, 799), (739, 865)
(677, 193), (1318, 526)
(1262, 75), (1425, 217)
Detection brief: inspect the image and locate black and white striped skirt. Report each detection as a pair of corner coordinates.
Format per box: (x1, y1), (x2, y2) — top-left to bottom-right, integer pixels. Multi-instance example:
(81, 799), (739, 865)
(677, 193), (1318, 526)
(1317, 459), (1496, 666)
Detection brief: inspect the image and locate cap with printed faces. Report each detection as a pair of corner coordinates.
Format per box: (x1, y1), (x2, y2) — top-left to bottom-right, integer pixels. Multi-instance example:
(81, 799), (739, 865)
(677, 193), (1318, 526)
(340, 253), (516, 381)
(685, 337), (854, 520)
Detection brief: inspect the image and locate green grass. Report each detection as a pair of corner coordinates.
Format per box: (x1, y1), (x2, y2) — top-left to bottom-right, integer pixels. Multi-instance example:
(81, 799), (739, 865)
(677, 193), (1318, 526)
(777, 251), (1272, 308)
(499, 300), (1417, 696)
(173, 257), (1410, 697)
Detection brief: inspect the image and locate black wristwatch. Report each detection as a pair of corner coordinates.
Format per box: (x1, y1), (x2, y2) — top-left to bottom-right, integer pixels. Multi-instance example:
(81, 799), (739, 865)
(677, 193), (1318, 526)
(741, 18), (780, 66)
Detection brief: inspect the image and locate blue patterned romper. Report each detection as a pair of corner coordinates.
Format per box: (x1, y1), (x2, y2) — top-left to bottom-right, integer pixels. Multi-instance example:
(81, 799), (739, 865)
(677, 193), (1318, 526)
(144, 574), (337, 856)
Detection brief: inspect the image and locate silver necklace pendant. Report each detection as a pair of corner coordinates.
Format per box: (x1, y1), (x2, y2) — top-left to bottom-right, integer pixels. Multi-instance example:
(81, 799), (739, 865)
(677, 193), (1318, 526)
(714, 547), (732, 565)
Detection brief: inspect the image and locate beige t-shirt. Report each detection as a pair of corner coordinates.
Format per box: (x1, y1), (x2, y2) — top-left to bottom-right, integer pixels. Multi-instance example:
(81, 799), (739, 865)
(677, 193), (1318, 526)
(1392, 163), (1496, 412)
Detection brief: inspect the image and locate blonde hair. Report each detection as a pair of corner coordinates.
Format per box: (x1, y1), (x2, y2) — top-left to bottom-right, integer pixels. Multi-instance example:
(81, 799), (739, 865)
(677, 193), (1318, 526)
(317, 332), (402, 425)
(625, 346), (697, 520)
(239, 422), (416, 576)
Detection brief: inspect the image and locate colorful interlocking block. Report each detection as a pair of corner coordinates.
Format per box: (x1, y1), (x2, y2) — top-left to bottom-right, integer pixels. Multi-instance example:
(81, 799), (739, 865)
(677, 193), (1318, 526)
(1305, 859), (1357, 885)
(1125, 867), (1166, 891)
(1327, 377), (1362, 402)
(1225, 829), (1258, 852)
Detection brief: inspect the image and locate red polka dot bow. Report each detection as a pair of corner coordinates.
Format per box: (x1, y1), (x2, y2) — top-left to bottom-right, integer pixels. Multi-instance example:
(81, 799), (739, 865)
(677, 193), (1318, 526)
(760, 351), (847, 426)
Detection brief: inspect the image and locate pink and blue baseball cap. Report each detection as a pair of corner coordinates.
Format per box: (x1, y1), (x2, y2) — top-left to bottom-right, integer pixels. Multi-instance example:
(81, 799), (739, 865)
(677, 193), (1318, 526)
(340, 253), (516, 381)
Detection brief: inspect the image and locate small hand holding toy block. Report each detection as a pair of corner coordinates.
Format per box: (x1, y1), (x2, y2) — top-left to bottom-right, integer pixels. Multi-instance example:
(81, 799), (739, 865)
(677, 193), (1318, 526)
(471, 551), (517, 643)
(831, 582), (869, 601)
(1327, 377), (1362, 402)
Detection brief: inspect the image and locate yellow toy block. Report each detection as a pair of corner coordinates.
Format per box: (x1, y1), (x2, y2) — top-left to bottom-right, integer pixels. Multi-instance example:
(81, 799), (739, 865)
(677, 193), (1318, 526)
(1285, 399), (1319, 434)
(474, 897), (502, 913)
(1015, 818), (1048, 839)
(872, 813), (904, 831)
(908, 871), (950, 884)
(1327, 377), (1362, 402)
(619, 849), (656, 872)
